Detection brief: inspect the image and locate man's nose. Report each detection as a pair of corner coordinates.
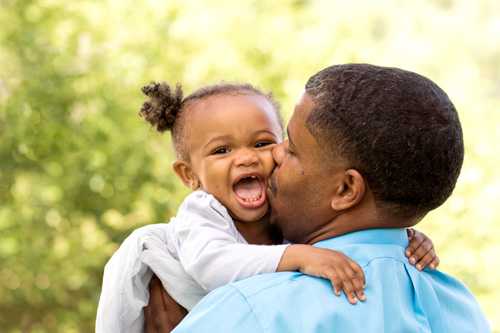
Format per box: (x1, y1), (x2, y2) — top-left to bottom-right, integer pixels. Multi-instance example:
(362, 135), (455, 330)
(272, 142), (285, 165)
(235, 148), (259, 167)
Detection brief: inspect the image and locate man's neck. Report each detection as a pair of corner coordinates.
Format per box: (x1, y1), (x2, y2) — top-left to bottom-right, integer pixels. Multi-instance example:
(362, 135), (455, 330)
(303, 209), (418, 245)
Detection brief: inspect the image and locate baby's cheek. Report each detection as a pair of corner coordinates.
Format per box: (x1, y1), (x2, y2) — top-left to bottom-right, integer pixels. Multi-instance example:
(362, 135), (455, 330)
(261, 149), (276, 176)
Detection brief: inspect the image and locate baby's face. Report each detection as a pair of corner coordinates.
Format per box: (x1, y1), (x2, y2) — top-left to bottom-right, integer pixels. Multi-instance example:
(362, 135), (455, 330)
(185, 94), (283, 222)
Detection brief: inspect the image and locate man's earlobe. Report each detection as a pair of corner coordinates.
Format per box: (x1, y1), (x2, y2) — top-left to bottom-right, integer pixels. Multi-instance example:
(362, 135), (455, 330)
(331, 169), (366, 211)
(173, 161), (200, 190)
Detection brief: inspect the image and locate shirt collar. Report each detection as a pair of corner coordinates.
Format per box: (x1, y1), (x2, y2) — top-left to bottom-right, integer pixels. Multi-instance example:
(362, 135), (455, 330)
(313, 228), (409, 249)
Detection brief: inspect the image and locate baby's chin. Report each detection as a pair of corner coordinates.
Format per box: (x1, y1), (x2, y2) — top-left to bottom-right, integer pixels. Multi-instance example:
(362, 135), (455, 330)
(228, 203), (270, 224)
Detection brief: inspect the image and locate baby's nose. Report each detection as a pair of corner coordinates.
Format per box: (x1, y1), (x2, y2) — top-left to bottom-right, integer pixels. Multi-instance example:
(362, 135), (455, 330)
(235, 148), (259, 166)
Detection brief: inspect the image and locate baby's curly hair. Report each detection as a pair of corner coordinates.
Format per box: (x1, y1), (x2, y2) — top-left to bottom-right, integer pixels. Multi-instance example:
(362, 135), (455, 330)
(139, 81), (282, 160)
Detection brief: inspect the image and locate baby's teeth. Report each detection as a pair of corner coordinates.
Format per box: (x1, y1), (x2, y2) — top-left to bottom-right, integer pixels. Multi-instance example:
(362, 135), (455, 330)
(243, 195), (261, 202)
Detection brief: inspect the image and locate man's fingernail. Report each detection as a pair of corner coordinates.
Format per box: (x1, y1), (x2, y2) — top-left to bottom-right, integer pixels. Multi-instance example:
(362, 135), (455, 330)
(405, 250), (410, 256)
(430, 264), (436, 269)
(417, 264), (422, 270)
(409, 257), (416, 264)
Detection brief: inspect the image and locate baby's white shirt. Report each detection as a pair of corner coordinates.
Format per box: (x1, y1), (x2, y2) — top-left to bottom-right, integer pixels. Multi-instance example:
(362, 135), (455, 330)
(95, 190), (289, 333)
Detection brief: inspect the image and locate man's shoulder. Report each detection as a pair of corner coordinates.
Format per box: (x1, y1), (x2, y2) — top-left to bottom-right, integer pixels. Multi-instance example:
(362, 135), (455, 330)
(219, 251), (490, 333)
(230, 271), (305, 297)
(178, 231), (490, 332)
(227, 242), (409, 302)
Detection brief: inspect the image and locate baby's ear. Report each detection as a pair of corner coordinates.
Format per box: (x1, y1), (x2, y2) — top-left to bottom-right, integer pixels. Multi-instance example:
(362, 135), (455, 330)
(173, 160), (199, 190)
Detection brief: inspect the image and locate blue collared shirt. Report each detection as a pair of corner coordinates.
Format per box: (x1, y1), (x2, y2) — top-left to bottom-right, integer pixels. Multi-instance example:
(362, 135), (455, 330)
(173, 228), (490, 332)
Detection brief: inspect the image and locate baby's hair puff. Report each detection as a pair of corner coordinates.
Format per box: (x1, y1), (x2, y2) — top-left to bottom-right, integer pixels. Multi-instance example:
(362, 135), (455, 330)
(139, 81), (283, 161)
(140, 82), (183, 132)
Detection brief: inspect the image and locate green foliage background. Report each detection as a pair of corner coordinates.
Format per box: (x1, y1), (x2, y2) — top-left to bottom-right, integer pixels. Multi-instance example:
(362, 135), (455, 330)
(1, 0), (498, 331)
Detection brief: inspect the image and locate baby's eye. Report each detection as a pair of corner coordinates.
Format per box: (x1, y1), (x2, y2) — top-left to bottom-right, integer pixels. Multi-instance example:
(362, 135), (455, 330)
(255, 141), (275, 148)
(212, 146), (230, 155)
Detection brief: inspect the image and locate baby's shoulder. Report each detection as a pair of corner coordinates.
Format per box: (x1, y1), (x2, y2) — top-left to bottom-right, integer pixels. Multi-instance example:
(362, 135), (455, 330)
(177, 190), (231, 221)
(170, 190), (243, 242)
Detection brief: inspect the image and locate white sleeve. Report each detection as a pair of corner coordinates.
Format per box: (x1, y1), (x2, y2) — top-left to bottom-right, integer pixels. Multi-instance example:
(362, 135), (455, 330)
(173, 191), (290, 292)
(95, 224), (171, 333)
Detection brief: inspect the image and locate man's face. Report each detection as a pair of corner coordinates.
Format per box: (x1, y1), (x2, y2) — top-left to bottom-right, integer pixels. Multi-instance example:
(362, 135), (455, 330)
(268, 92), (347, 243)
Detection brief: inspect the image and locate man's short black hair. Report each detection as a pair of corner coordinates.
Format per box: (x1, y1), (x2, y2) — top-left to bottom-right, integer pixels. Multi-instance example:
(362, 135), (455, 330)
(305, 64), (464, 218)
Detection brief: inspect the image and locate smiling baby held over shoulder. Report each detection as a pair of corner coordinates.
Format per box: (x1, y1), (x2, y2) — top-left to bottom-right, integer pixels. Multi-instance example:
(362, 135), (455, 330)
(139, 81), (439, 306)
(99, 82), (442, 333)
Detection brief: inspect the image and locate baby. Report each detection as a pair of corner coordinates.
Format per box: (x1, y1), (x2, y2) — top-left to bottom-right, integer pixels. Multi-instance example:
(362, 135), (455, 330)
(96, 82), (438, 333)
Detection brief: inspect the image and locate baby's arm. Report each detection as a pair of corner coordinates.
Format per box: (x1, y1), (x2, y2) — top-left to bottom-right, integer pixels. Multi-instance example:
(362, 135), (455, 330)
(173, 193), (289, 291)
(175, 192), (365, 306)
(405, 228), (440, 270)
(277, 245), (366, 304)
(174, 208), (289, 292)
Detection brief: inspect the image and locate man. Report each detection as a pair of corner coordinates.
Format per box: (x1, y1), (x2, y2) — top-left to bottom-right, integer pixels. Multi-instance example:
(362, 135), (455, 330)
(147, 64), (490, 332)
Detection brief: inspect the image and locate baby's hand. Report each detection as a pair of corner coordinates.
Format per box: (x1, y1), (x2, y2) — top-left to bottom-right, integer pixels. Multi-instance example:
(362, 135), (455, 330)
(295, 245), (366, 304)
(405, 228), (440, 271)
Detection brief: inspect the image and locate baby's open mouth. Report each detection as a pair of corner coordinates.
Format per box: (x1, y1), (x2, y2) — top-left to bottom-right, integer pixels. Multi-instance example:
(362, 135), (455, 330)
(233, 174), (267, 209)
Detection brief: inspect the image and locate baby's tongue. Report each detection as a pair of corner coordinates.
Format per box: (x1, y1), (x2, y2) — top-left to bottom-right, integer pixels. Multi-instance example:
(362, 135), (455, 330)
(234, 178), (262, 201)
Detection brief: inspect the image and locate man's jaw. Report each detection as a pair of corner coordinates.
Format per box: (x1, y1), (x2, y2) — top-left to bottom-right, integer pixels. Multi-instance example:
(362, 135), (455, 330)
(268, 172), (278, 197)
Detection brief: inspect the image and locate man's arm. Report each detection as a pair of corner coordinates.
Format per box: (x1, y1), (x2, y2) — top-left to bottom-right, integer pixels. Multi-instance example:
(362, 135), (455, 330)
(144, 274), (262, 333)
(144, 275), (187, 333)
(174, 284), (263, 332)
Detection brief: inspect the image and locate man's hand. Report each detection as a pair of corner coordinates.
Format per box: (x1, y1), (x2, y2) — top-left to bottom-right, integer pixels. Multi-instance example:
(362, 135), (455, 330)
(405, 228), (440, 271)
(144, 275), (187, 333)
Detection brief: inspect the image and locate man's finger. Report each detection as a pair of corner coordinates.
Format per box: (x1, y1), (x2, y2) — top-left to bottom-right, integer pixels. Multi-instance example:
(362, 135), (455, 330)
(149, 276), (166, 309)
(160, 286), (188, 324)
(146, 275), (170, 333)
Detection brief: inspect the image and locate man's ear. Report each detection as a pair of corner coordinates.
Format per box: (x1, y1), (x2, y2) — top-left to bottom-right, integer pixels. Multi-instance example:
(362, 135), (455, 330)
(331, 169), (366, 211)
(172, 160), (200, 190)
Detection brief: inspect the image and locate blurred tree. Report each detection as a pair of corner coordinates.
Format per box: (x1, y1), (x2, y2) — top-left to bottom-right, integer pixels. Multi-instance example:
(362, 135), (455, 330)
(0, 0), (498, 331)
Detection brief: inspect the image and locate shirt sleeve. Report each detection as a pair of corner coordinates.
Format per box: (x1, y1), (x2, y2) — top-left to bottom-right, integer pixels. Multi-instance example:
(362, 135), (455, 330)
(96, 224), (167, 333)
(173, 285), (263, 333)
(172, 191), (290, 292)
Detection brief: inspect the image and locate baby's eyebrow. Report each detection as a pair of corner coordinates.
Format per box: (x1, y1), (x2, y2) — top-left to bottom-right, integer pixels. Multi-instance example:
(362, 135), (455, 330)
(254, 129), (279, 138)
(204, 135), (232, 148)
